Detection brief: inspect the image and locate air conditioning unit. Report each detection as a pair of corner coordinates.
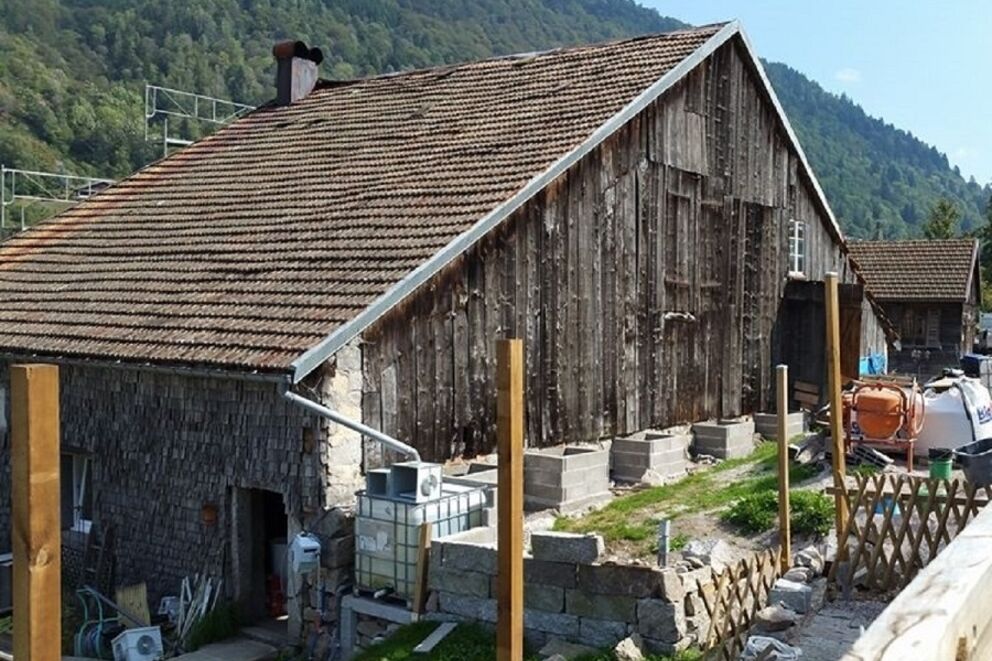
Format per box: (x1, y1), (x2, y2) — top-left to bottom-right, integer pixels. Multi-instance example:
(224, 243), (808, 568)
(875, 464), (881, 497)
(112, 626), (163, 661)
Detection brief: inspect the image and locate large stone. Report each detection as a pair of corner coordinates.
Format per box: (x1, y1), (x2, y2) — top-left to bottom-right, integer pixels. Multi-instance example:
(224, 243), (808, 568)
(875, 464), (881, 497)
(525, 559), (578, 589)
(578, 618), (628, 647)
(681, 539), (736, 572)
(795, 545), (825, 576)
(524, 610), (580, 637)
(636, 599), (686, 644)
(782, 567), (812, 584)
(768, 579), (813, 614)
(658, 569), (685, 603)
(531, 531), (605, 564)
(577, 564), (664, 598)
(525, 583), (565, 613)
(438, 592), (497, 623)
(439, 531), (498, 575)
(566, 589), (637, 621)
(613, 634), (646, 661)
(753, 604), (799, 633)
(740, 635), (802, 661)
(428, 567), (490, 598)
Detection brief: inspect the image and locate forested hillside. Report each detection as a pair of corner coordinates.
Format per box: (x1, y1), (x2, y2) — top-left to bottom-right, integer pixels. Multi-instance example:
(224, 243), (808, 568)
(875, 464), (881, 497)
(0, 0), (987, 239)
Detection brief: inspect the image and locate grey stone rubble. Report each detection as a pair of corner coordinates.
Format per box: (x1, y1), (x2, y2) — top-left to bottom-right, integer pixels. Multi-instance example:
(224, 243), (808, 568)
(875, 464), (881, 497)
(681, 538), (737, 573)
(612, 634), (646, 661)
(740, 635), (802, 661)
(691, 418), (756, 459)
(769, 579), (813, 614)
(426, 526), (708, 653)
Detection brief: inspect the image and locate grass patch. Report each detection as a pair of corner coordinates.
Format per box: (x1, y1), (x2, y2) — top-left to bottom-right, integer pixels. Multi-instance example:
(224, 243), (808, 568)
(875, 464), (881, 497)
(723, 489), (833, 535)
(554, 441), (827, 557)
(352, 622), (701, 661)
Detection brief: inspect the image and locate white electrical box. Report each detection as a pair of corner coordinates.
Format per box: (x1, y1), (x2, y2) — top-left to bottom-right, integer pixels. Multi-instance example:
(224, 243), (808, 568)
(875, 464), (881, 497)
(112, 626), (163, 661)
(289, 533), (321, 574)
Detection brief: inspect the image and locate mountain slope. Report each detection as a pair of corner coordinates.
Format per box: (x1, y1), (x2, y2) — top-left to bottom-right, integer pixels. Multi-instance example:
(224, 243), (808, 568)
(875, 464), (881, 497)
(0, 0), (986, 240)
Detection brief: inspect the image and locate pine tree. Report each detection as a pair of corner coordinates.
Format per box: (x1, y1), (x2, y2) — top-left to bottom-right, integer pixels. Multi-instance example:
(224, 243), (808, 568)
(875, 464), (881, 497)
(922, 198), (960, 239)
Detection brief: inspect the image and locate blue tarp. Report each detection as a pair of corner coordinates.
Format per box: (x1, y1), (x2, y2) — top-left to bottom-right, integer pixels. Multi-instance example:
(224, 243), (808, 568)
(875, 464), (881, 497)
(860, 353), (887, 375)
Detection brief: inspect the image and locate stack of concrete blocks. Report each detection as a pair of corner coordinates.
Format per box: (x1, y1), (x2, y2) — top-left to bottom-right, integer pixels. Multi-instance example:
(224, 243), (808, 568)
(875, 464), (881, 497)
(691, 418), (756, 459)
(444, 464), (499, 526)
(753, 412), (806, 441)
(611, 430), (691, 484)
(426, 527), (703, 654)
(524, 446), (611, 513)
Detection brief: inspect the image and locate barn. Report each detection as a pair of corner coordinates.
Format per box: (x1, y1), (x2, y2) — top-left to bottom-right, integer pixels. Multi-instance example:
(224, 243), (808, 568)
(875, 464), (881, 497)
(0, 21), (888, 635)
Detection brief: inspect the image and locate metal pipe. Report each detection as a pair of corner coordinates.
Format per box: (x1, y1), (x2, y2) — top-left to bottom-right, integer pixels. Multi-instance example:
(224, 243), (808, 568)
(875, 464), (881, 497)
(657, 519), (671, 567)
(282, 389), (420, 462)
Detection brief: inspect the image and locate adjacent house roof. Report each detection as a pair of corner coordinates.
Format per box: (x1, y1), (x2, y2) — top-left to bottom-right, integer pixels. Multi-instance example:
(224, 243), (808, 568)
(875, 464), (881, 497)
(848, 239), (980, 302)
(0, 20), (851, 380)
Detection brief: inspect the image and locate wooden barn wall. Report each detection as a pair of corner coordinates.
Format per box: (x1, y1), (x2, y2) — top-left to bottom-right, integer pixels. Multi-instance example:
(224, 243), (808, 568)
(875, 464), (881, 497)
(360, 39), (861, 462)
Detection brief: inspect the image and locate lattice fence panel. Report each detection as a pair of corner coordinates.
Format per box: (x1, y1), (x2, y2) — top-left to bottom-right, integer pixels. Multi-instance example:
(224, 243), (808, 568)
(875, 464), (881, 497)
(829, 473), (992, 594)
(694, 547), (783, 661)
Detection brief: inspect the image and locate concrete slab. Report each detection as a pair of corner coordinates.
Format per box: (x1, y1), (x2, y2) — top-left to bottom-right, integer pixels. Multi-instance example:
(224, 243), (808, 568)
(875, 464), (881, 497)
(172, 637), (278, 661)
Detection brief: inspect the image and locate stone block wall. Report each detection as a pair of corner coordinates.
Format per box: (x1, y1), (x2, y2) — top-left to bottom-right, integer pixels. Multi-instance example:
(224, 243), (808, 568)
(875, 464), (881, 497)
(426, 528), (709, 654)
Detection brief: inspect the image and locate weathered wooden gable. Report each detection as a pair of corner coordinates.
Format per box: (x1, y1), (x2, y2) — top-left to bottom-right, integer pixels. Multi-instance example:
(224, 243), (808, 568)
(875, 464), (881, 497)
(360, 37), (863, 462)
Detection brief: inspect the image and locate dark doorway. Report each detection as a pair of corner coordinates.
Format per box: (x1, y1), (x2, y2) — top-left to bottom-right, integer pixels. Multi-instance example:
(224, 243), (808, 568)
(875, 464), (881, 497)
(232, 488), (287, 623)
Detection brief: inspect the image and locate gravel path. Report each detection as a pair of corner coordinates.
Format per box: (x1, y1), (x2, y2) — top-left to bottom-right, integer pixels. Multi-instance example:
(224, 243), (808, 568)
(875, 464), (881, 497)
(791, 599), (888, 660)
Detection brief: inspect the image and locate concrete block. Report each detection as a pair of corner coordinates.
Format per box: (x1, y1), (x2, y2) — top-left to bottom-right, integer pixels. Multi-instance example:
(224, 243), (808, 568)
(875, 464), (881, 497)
(525, 558), (577, 589)
(578, 618), (629, 647)
(531, 531), (605, 564)
(753, 412), (805, 439)
(524, 446), (611, 512)
(428, 567), (490, 598)
(768, 578), (813, 614)
(437, 527), (497, 574)
(577, 564), (663, 599)
(566, 589), (638, 621)
(636, 599), (686, 644)
(524, 583), (565, 613)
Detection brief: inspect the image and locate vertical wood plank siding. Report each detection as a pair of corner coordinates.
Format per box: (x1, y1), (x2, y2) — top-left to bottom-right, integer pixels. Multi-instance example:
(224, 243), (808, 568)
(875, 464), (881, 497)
(361, 39), (869, 461)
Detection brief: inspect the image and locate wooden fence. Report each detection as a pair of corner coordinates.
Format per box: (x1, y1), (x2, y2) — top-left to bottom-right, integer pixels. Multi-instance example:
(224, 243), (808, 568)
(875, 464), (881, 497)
(829, 473), (992, 594)
(693, 547), (784, 660)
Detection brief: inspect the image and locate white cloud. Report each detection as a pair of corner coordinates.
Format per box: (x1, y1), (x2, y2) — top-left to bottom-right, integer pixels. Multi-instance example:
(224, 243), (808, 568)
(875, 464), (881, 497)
(834, 68), (862, 84)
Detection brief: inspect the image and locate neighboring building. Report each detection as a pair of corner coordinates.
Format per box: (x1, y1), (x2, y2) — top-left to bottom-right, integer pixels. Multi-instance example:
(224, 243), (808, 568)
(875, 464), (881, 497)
(0, 22), (888, 637)
(850, 238), (981, 377)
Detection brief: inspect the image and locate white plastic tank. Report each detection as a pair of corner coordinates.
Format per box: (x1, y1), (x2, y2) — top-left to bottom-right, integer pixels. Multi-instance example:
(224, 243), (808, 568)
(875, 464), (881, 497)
(917, 388), (972, 455)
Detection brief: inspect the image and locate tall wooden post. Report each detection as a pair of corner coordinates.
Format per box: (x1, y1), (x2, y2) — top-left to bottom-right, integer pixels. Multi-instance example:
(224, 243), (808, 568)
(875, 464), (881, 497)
(825, 273), (849, 546)
(11, 364), (61, 661)
(496, 340), (524, 661)
(776, 364), (791, 570)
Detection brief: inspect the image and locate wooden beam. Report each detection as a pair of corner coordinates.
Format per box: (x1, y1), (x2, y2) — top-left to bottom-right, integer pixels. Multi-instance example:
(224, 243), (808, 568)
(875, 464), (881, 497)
(11, 364), (61, 661)
(496, 339), (524, 661)
(776, 364), (791, 570)
(824, 274), (849, 548)
(411, 523), (432, 615)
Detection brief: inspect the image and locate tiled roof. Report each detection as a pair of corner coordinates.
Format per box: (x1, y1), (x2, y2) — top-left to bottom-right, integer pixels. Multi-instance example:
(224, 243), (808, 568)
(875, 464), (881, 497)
(848, 239), (979, 302)
(0, 24), (725, 374)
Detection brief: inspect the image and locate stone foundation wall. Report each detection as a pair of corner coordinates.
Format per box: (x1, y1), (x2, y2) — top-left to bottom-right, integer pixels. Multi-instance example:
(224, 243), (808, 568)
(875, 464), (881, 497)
(426, 528), (709, 654)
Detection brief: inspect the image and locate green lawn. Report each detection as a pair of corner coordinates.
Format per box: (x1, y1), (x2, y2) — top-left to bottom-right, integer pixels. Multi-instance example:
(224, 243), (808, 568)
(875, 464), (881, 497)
(553, 440), (825, 557)
(352, 622), (701, 661)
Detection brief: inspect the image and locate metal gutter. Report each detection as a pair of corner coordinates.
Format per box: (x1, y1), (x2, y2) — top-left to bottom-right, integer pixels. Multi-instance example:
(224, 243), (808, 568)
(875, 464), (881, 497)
(0, 351), (291, 384)
(289, 21), (742, 382)
(282, 389), (421, 462)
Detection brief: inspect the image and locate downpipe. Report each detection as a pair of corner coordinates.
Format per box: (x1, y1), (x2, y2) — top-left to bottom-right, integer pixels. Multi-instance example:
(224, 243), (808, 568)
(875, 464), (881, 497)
(282, 388), (421, 462)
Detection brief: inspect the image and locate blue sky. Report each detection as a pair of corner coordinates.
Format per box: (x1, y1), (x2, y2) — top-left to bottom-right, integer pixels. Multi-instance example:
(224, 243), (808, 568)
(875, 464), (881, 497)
(640, 1), (992, 184)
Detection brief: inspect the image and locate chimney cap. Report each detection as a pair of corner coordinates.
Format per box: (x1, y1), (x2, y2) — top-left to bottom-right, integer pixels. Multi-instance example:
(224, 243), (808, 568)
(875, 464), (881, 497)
(273, 40), (323, 64)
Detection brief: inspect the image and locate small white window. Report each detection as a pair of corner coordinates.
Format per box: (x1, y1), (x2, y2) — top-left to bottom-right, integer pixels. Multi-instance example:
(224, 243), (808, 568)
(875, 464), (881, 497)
(61, 453), (93, 534)
(788, 219), (807, 276)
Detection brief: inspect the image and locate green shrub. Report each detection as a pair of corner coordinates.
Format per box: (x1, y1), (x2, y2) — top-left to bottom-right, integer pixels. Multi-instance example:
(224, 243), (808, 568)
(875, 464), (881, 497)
(723, 490), (834, 536)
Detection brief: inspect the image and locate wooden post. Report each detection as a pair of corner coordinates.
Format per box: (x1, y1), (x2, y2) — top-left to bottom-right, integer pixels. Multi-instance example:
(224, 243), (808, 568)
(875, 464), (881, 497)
(776, 364), (791, 570)
(411, 522), (433, 615)
(825, 273), (849, 547)
(496, 339), (524, 661)
(11, 364), (61, 661)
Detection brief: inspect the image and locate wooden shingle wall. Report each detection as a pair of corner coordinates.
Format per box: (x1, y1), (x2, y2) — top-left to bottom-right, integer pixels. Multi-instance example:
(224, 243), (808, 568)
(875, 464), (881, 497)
(361, 39), (865, 463)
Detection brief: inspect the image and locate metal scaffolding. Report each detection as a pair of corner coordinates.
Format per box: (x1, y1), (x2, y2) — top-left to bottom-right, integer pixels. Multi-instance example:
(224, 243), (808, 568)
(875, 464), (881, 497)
(144, 84), (256, 157)
(0, 165), (115, 231)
